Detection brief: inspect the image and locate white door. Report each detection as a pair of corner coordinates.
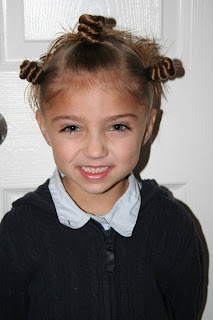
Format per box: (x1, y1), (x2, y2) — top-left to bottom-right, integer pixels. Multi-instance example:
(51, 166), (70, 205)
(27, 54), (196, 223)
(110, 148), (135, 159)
(0, 0), (212, 318)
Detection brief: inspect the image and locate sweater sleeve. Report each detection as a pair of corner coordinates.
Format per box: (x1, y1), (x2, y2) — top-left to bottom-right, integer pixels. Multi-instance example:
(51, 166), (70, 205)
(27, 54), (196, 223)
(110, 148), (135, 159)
(157, 201), (205, 320)
(0, 212), (29, 320)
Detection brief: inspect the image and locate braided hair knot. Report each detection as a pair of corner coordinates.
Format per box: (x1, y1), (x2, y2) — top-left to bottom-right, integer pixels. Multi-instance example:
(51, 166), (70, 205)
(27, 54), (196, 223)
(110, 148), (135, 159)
(20, 60), (44, 85)
(77, 14), (107, 44)
(149, 57), (176, 82)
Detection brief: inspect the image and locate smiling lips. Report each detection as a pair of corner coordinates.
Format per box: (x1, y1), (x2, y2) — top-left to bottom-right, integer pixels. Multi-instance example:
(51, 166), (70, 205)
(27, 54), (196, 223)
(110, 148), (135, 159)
(81, 166), (109, 173)
(79, 166), (113, 179)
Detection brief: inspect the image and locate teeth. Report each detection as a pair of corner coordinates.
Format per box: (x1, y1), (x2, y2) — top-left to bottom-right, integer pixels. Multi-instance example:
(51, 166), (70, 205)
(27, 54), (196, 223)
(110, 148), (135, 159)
(81, 166), (108, 173)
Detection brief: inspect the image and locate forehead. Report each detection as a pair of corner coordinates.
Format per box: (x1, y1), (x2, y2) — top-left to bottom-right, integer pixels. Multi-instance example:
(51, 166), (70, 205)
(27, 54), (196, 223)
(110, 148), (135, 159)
(40, 70), (150, 112)
(42, 82), (148, 122)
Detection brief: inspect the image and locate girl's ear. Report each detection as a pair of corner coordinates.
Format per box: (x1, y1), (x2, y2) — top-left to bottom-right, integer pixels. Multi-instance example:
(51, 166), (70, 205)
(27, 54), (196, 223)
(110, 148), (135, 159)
(142, 108), (157, 145)
(36, 110), (51, 146)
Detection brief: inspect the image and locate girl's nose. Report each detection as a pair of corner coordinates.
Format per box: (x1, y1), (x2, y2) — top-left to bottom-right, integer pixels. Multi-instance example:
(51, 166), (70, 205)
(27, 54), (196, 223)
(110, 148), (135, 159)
(83, 133), (108, 159)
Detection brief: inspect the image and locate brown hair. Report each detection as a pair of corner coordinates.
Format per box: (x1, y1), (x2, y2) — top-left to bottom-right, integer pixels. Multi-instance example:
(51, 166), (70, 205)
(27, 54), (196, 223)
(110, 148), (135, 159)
(20, 14), (184, 111)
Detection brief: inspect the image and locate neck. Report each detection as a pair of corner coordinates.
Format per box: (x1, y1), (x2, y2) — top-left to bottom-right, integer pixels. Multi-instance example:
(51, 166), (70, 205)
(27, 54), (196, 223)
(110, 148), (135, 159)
(62, 177), (129, 216)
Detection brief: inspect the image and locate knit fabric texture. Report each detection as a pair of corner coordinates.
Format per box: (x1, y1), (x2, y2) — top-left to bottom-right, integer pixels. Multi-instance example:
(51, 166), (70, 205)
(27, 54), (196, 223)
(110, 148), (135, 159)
(0, 179), (204, 320)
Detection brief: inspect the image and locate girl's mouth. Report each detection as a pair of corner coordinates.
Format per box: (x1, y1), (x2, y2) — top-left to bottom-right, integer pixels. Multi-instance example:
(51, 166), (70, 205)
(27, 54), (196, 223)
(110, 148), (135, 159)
(79, 166), (113, 180)
(81, 166), (109, 173)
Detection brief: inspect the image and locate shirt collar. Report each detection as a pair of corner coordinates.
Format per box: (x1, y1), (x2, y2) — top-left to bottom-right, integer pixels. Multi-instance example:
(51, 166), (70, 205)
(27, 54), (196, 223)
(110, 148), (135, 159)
(48, 168), (142, 237)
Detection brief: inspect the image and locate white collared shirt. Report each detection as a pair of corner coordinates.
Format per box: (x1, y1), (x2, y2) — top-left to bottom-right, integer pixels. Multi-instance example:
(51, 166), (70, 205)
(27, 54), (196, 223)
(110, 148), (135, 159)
(48, 169), (142, 237)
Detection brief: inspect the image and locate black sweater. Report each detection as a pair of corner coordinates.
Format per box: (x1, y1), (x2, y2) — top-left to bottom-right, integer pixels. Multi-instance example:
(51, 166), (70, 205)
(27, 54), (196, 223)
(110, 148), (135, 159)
(0, 179), (204, 320)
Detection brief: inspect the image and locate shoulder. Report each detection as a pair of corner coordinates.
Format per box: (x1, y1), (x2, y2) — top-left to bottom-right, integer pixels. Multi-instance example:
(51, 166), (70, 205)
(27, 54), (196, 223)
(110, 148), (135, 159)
(138, 180), (199, 258)
(12, 179), (52, 209)
(0, 180), (59, 264)
(140, 179), (194, 226)
(1, 179), (56, 232)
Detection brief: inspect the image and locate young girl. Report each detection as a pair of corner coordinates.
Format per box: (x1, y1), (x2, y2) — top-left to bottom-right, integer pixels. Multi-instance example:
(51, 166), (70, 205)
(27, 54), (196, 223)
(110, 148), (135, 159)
(0, 14), (204, 320)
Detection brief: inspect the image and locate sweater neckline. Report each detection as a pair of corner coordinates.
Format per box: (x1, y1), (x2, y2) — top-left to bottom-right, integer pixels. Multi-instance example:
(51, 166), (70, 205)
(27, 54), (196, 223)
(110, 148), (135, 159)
(48, 168), (142, 237)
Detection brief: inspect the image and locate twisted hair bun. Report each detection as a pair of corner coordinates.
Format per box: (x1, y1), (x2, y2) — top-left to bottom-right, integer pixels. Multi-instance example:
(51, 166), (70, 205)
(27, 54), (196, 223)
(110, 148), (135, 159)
(149, 57), (176, 82)
(77, 14), (107, 44)
(19, 60), (44, 85)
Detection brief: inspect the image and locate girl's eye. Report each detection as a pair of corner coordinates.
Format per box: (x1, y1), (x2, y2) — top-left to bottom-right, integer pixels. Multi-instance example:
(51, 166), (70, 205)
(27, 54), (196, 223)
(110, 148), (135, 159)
(109, 124), (129, 131)
(61, 125), (81, 133)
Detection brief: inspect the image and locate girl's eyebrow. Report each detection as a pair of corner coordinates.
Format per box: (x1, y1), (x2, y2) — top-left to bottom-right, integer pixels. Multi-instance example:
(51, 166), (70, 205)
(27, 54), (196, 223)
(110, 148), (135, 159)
(52, 113), (137, 124)
(104, 113), (137, 123)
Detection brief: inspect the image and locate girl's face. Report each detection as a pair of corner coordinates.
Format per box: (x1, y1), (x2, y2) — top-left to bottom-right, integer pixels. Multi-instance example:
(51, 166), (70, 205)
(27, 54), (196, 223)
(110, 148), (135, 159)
(36, 84), (156, 207)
